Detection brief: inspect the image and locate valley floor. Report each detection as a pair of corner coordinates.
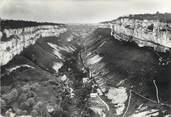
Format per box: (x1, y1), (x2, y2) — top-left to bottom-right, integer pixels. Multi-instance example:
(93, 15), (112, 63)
(1, 25), (171, 117)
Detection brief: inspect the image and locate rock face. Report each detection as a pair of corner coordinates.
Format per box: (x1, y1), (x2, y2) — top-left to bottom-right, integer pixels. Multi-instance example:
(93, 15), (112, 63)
(109, 18), (171, 52)
(0, 25), (67, 66)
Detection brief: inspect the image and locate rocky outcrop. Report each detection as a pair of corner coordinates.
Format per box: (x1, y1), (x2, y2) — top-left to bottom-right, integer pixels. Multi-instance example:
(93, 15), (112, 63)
(0, 25), (67, 66)
(109, 18), (171, 52)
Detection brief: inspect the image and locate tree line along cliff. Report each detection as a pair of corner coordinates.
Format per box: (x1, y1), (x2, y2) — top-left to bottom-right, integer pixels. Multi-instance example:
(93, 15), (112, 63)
(104, 13), (171, 52)
(0, 19), (67, 66)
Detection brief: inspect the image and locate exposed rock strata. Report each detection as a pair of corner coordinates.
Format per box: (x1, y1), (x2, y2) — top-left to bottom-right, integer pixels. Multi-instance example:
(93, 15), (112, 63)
(0, 25), (67, 66)
(109, 18), (171, 52)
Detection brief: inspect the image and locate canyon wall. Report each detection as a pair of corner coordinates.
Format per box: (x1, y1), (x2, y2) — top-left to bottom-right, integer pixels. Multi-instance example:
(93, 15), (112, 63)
(109, 18), (171, 52)
(0, 25), (67, 66)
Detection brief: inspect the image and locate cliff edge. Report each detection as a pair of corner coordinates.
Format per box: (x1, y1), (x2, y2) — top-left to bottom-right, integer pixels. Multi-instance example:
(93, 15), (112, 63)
(0, 20), (67, 66)
(104, 13), (171, 52)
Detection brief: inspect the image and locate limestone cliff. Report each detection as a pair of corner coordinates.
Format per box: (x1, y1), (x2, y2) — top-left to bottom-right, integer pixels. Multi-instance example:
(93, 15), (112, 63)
(0, 25), (67, 66)
(109, 18), (171, 52)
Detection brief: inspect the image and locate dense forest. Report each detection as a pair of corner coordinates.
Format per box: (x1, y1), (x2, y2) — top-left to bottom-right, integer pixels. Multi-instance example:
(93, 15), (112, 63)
(120, 12), (171, 22)
(0, 19), (64, 31)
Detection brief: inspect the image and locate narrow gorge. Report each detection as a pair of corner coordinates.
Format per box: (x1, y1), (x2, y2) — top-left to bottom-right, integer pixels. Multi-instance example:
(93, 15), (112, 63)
(1, 13), (171, 117)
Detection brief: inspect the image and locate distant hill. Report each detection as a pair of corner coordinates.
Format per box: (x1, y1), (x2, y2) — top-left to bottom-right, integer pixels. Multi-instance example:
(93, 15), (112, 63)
(102, 12), (171, 24)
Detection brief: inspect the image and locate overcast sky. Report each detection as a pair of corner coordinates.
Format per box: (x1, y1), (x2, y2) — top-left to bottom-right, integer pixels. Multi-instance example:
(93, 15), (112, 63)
(0, 0), (170, 23)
